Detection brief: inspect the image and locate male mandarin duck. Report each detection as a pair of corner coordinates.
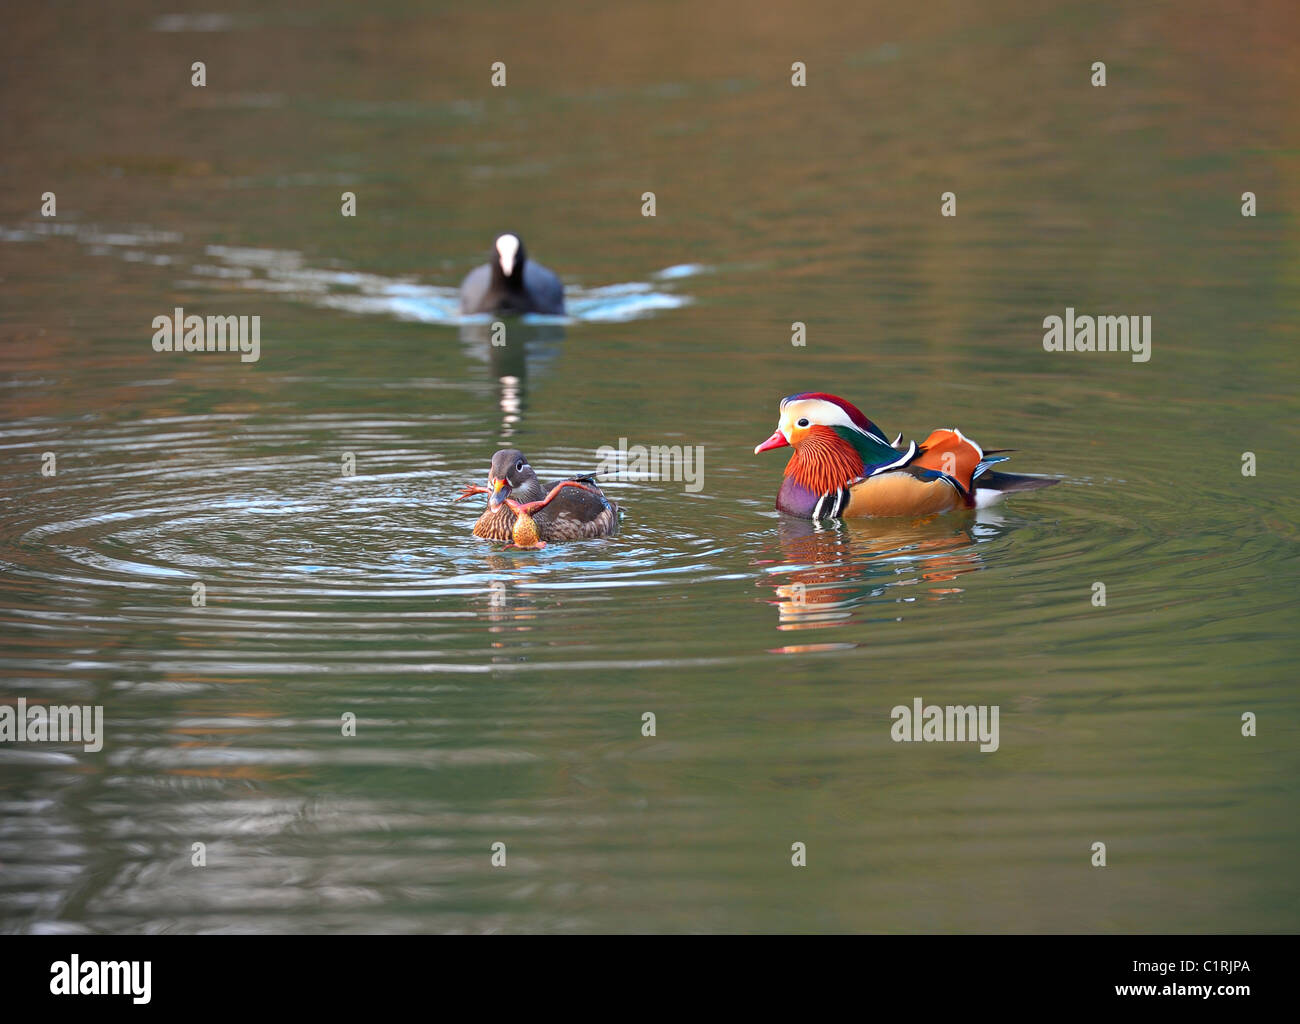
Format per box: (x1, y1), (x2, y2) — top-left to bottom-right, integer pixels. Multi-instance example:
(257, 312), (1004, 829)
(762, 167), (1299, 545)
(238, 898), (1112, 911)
(755, 392), (1056, 519)
(456, 448), (619, 548)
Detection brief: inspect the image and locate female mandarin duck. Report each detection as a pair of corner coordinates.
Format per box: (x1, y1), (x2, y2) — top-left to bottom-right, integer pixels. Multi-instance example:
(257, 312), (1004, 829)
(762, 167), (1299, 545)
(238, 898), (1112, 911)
(755, 392), (1056, 519)
(456, 448), (619, 548)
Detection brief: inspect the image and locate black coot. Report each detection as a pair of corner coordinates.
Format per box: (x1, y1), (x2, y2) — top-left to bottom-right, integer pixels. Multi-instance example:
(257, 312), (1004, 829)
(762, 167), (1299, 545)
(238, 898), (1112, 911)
(458, 233), (565, 316)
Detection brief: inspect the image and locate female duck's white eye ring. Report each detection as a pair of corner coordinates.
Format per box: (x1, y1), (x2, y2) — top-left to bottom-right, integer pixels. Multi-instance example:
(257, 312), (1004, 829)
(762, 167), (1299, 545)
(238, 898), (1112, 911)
(515, 459), (525, 472)
(796, 418), (810, 428)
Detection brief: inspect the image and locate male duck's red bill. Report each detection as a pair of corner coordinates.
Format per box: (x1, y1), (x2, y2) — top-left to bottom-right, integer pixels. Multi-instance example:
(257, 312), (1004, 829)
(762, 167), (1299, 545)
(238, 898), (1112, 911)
(755, 392), (1057, 519)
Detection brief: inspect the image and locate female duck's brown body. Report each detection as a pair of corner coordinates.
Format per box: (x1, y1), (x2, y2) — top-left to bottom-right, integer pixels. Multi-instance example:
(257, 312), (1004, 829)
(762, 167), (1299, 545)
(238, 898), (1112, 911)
(468, 449), (619, 543)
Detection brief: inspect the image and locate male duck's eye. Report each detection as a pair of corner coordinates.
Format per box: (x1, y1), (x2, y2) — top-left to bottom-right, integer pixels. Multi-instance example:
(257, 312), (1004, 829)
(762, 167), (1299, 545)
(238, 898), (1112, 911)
(797, 418), (810, 428)
(515, 460), (525, 472)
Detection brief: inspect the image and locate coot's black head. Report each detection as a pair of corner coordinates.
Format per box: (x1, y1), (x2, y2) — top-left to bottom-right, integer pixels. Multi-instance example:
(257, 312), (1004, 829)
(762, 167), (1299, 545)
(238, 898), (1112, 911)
(487, 448), (540, 508)
(491, 233), (527, 286)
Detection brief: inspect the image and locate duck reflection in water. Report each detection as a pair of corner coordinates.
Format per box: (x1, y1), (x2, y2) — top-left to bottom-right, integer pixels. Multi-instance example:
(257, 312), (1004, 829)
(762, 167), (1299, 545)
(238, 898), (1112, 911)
(458, 321), (566, 438)
(475, 570), (543, 655)
(760, 512), (1009, 633)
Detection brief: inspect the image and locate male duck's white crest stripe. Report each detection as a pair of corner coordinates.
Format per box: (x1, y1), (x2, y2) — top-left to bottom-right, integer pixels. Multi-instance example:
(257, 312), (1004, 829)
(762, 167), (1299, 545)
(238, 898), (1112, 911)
(780, 395), (890, 445)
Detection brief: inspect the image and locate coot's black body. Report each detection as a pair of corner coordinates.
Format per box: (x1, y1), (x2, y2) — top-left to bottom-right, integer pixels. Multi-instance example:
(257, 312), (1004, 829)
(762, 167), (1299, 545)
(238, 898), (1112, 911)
(459, 233), (565, 316)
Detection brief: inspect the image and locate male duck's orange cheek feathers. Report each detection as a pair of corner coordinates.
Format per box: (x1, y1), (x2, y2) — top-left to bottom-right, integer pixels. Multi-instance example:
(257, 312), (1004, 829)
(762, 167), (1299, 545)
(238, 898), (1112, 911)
(785, 426), (865, 496)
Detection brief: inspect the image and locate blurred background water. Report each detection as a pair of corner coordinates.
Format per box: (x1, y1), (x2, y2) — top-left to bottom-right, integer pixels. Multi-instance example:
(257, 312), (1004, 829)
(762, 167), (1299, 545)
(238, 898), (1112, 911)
(0, 0), (1297, 933)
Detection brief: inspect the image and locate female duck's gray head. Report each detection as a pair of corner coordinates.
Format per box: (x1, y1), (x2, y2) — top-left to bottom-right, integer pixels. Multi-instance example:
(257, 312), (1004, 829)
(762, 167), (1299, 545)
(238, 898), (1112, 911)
(486, 447), (542, 509)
